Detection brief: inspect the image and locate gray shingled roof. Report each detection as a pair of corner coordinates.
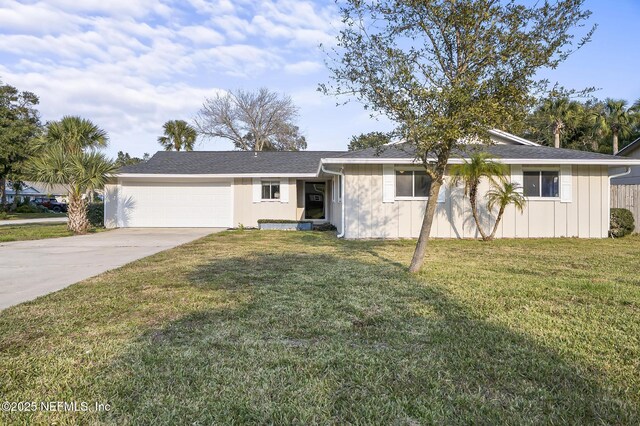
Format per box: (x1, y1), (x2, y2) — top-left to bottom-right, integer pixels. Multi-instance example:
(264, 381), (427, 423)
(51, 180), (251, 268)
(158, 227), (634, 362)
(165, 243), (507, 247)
(338, 144), (633, 161)
(118, 144), (633, 176)
(119, 151), (345, 174)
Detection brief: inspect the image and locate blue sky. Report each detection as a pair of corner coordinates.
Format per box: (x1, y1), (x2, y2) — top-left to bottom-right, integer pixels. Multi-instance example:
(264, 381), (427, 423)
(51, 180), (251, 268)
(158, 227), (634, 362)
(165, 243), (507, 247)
(0, 0), (639, 157)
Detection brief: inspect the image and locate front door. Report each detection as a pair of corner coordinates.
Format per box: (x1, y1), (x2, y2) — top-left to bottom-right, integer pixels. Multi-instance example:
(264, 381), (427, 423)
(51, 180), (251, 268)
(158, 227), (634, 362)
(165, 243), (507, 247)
(304, 182), (325, 220)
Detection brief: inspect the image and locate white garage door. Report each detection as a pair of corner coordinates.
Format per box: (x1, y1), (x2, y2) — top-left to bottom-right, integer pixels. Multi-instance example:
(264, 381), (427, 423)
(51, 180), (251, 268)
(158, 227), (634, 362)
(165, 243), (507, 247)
(119, 181), (232, 227)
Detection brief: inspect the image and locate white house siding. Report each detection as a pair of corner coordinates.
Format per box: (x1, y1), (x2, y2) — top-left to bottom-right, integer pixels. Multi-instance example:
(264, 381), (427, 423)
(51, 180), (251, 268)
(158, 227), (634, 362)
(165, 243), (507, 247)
(342, 164), (610, 239)
(233, 178), (297, 227)
(104, 183), (118, 228)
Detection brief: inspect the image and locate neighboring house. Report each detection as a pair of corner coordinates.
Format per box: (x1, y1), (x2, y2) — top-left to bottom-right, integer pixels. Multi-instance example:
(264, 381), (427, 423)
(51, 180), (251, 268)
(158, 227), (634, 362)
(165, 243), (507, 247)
(4, 182), (45, 204)
(4, 181), (69, 203)
(612, 137), (640, 184)
(104, 130), (640, 239)
(24, 182), (69, 203)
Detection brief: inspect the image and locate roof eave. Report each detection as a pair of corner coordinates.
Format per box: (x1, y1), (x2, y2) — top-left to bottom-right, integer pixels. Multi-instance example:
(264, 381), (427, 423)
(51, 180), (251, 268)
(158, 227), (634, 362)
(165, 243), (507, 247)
(321, 158), (640, 166)
(116, 172), (320, 179)
(616, 138), (640, 156)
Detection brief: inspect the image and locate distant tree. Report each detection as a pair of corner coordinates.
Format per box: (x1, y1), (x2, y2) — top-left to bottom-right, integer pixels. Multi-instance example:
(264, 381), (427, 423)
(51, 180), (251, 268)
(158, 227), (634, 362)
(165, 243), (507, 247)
(115, 151), (150, 167)
(486, 181), (526, 240)
(29, 117), (115, 234)
(595, 99), (638, 154)
(450, 153), (507, 241)
(158, 120), (197, 151)
(348, 132), (391, 151)
(321, 0), (593, 272)
(536, 98), (583, 148)
(0, 82), (41, 210)
(195, 88), (306, 151)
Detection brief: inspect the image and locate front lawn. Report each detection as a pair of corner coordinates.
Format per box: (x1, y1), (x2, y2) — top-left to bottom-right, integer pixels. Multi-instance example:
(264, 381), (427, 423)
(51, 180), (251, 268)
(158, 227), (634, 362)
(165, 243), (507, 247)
(0, 223), (104, 242)
(1, 212), (67, 220)
(1, 232), (638, 424)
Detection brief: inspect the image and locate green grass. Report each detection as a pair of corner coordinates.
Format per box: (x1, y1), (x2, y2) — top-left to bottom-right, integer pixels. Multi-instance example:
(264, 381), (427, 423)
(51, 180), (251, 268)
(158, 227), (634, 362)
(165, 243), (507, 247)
(0, 223), (105, 242)
(1, 212), (67, 220)
(1, 231), (639, 424)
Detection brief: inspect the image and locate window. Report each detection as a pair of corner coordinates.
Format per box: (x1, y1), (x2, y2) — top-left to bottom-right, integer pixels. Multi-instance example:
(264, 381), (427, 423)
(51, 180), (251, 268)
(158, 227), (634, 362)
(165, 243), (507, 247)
(334, 175), (343, 202)
(523, 171), (559, 198)
(395, 170), (432, 198)
(261, 181), (280, 200)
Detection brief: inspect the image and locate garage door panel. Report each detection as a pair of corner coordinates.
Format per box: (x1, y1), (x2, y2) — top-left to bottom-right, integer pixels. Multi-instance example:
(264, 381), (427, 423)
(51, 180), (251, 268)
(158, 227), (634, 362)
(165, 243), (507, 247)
(119, 182), (232, 227)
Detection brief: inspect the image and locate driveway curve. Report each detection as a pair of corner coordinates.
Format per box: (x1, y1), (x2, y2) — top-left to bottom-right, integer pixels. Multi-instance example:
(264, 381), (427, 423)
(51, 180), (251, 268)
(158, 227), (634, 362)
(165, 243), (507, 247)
(0, 228), (221, 310)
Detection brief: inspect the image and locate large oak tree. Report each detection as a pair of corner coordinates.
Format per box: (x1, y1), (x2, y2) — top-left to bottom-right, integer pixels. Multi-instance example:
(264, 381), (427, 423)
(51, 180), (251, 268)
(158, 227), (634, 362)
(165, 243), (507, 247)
(321, 0), (594, 272)
(0, 82), (41, 209)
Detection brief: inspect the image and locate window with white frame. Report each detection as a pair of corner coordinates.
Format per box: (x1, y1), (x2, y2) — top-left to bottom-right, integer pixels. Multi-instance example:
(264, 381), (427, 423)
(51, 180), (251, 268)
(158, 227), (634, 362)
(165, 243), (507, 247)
(395, 170), (431, 198)
(523, 171), (559, 198)
(261, 181), (280, 200)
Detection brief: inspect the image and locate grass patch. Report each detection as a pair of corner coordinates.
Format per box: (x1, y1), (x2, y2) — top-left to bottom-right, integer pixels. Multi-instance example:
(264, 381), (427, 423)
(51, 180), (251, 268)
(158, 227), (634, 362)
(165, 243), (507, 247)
(0, 223), (105, 242)
(2, 212), (67, 220)
(1, 232), (639, 424)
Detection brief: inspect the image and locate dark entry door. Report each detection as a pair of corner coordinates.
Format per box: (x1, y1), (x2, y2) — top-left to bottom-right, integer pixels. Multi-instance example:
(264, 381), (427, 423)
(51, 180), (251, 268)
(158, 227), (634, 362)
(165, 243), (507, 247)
(304, 182), (325, 219)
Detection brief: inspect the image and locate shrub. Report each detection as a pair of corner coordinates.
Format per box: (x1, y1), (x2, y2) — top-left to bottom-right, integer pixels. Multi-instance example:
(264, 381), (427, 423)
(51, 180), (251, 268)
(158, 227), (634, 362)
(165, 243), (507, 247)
(609, 208), (635, 238)
(0, 211), (8, 220)
(15, 204), (39, 213)
(313, 222), (337, 232)
(87, 202), (104, 227)
(35, 205), (50, 213)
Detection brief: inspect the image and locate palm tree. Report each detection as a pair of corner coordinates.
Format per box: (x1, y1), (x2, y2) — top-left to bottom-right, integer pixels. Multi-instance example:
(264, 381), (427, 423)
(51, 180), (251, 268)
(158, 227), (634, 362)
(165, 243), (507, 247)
(538, 97), (582, 148)
(29, 146), (115, 234)
(450, 152), (508, 241)
(596, 99), (637, 154)
(29, 118), (115, 234)
(158, 120), (197, 151)
(486, 181), (527, 240)
(44, 116), (108, 153)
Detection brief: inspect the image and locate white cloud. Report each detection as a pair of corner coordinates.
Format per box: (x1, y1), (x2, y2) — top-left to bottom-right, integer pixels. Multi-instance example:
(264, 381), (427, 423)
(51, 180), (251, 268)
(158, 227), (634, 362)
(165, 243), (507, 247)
(0, 0), (346, 155)
(284, 60), (323, 75)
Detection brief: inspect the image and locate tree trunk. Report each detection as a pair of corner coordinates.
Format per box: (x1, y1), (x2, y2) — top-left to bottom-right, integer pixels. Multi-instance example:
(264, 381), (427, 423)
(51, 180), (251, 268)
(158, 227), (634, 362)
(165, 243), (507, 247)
(469, 184), (490, 240)
(554, 131), (560, 148)
(10, 187), (20, 211)
(409, 179), (442, 273)
(0, 176), (6, 211)
(67, 193), (90, 234)
(613, 132), (619, 154)
(489, 206), (506, 240)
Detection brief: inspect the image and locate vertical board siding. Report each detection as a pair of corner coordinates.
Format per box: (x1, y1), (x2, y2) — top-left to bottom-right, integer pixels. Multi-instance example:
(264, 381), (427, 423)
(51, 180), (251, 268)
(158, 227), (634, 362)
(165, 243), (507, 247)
(611, 184), (640, 233)
(342, 164), (609, 239)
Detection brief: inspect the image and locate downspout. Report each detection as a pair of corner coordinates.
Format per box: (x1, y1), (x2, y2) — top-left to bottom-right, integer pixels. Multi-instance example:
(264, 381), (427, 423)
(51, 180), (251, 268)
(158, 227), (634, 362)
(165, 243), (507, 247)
(608, 167), (631, 236)
(320, 164), (345, 238)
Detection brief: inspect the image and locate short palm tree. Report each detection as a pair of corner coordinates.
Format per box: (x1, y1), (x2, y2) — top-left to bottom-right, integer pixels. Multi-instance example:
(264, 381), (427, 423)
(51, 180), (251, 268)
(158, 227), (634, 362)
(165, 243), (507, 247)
(595, 99), (637, 154)
(30, 146), (115, 234)
(538, 97), (582, 148)
(29, 118), (115, 234)
(450, 152), (508, 241)
(486, 181), (527, 240)
(158, 120), (197, 151)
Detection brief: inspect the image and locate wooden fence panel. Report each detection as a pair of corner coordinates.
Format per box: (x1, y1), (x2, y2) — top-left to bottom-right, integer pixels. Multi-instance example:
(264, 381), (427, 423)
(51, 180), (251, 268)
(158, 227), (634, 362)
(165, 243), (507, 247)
(611, 184), (640, 233)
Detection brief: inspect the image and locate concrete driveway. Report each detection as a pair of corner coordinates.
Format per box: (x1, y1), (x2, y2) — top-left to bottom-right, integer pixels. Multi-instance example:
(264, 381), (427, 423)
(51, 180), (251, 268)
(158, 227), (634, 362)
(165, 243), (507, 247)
(0, 228), (221, 310)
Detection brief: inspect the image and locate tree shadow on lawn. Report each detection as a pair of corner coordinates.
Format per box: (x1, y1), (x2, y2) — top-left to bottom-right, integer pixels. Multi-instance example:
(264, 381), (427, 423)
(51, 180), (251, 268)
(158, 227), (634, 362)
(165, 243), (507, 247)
(96, 252), (637, 425)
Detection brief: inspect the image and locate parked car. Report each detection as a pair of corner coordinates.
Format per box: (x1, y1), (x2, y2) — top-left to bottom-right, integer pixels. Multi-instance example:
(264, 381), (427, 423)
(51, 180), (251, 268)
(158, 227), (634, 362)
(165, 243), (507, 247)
(32, 197), (68, 213)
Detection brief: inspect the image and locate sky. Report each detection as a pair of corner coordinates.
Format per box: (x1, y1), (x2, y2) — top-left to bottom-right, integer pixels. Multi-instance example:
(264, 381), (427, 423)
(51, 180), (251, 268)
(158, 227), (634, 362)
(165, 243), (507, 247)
(1, 0), (639, 158)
